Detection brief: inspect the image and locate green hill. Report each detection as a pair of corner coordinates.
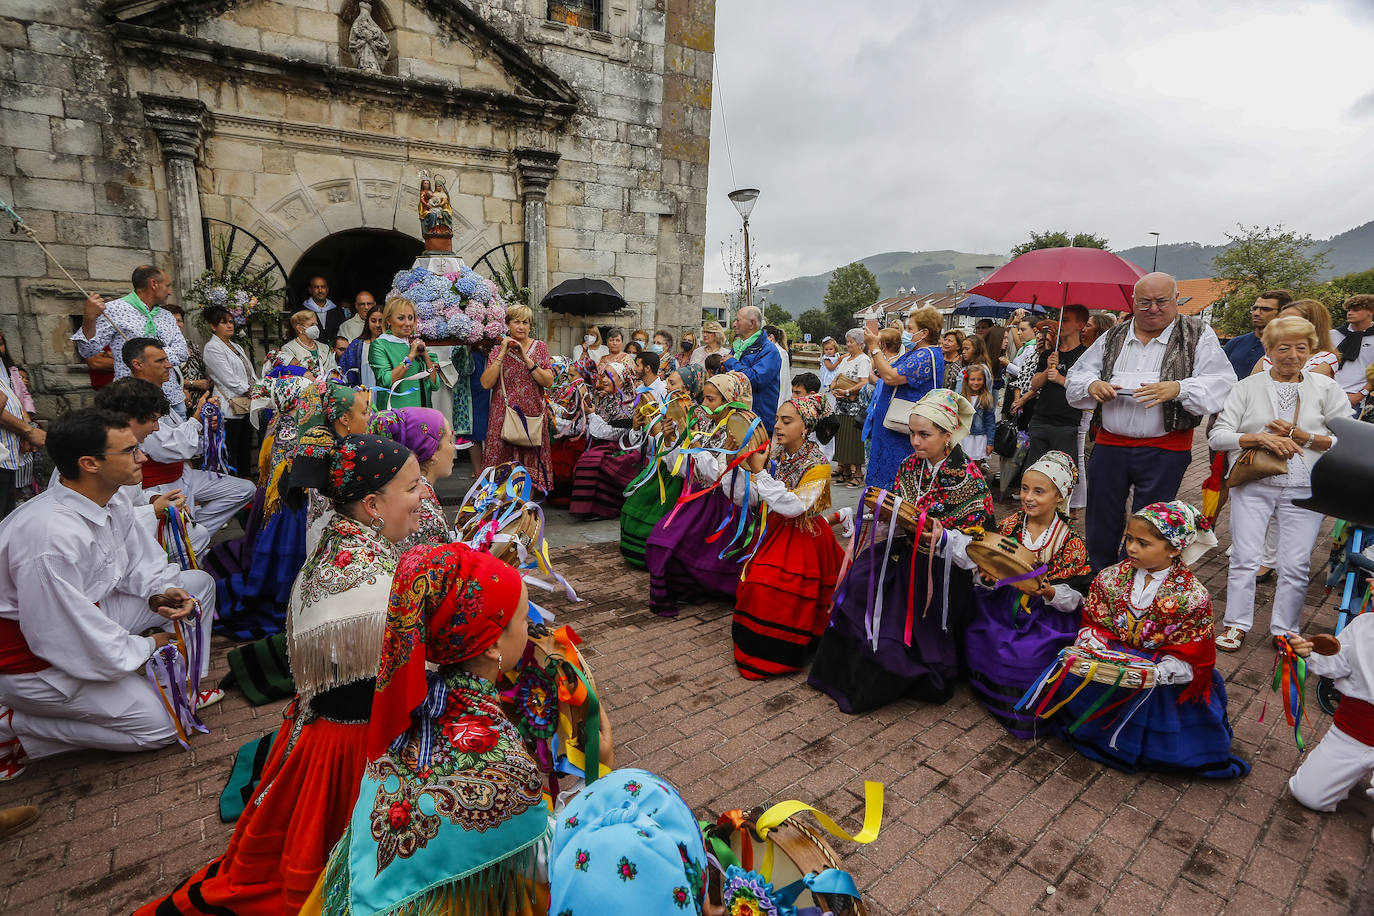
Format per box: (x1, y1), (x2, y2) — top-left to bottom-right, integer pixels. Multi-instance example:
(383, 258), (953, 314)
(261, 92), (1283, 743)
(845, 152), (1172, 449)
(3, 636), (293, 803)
(764, 222), (1374, 316)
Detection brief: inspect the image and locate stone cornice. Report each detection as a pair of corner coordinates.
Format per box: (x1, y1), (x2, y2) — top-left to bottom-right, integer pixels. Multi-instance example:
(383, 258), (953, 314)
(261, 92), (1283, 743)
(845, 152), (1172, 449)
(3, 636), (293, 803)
(138, 93), (209, 160)
(111, 24), (577, 130)
(104, 0), (579, 107)
(213, 113), (510, 170)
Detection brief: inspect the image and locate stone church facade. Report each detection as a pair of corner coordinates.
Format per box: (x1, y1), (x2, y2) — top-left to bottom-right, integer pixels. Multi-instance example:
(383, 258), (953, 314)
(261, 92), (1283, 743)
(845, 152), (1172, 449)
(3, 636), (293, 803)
(0, 0), (715, 411)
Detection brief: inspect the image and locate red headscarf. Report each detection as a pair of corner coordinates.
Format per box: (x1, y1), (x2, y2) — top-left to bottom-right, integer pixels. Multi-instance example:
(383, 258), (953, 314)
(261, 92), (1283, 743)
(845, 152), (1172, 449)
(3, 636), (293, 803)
(368, 544), (525, 759)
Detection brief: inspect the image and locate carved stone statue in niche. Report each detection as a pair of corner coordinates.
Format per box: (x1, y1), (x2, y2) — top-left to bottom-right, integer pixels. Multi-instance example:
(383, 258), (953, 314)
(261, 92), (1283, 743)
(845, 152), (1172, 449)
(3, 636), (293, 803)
(348, 2), (389, 73)
(418, 175), (456, 252)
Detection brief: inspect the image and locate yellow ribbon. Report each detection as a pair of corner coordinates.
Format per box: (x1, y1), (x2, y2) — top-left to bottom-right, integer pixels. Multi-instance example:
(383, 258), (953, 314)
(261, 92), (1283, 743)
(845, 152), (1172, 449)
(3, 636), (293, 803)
(753, 780), (883, 881)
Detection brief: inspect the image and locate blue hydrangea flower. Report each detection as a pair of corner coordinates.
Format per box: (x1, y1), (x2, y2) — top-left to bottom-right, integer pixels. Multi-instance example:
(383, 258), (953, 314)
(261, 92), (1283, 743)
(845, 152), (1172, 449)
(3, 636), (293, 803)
(454, 277), (478, 298)
(469, 283), (491, 304)
(206, 286), (228, 306)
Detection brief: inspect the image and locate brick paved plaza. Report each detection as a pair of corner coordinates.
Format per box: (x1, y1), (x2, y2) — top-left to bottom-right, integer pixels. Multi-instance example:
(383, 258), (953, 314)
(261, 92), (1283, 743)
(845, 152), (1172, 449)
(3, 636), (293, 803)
(1, 450), (1371, 914)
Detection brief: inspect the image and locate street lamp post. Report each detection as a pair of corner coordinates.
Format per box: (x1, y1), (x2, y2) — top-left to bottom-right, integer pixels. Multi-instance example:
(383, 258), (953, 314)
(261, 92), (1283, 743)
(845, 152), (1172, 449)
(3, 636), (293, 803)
(728, 188), (760, 318)
(1149, 231), (1161, 271)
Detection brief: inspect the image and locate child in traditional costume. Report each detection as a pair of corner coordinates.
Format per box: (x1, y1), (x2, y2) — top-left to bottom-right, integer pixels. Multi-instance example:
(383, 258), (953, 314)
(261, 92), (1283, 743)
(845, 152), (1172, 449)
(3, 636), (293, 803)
(809, 389), (994, 713)
(730, 394), (843, 679)
(1046, 501), (1250, 779)
(299, 543), (545, 915)
(620, 364), (704, 568)
(948, 450), (1091, 738)
(371, 406), (456, 549)
(1285, 606), (1374, 813)
(141, 435), (423, 916)
(548, 360), (589, 508)
(644, 372), (758, 618)
(568, 362), (645, 519)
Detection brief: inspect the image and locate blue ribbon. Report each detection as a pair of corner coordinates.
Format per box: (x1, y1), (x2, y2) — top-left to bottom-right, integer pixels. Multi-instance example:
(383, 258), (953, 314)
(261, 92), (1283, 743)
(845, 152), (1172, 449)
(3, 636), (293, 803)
(775, 869), (862, 909)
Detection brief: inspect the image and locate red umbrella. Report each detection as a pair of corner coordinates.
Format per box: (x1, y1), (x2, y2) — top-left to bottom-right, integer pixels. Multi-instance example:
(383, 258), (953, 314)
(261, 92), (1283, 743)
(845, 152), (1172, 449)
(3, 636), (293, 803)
(966, 247), (1148, 312)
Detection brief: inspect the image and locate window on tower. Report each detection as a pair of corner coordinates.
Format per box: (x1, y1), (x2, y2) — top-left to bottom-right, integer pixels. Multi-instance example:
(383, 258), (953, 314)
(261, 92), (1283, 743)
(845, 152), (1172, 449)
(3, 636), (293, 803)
(548, 0), (602, 31)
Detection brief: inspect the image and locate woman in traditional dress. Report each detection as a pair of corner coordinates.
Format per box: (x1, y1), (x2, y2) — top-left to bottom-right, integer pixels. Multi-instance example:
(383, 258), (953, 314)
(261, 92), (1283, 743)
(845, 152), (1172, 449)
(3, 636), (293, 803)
(480, 304), (554, 492)
(548, 360), (588, 508)
(620, 364), (704, 568)
(644, 371), (758, 618)
(568, 361), (644, 519)
(950, 451), (1091, 738)
(863, 306), (945, 488)
(1047, 501), (1250, 778)
(370, 297), (438, 409)
(298, 543), (544, 915)
(371, 406), (457, 549)
(809, 389), (993, 714)
(140, 434), (424, 915)
(831, 328), (872, 489)
(730, 394), (843, 679)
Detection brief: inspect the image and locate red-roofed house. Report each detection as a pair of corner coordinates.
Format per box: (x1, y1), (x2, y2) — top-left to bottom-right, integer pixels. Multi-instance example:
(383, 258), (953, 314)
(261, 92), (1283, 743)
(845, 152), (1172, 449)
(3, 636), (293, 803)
(1176, 278), (1228, 320)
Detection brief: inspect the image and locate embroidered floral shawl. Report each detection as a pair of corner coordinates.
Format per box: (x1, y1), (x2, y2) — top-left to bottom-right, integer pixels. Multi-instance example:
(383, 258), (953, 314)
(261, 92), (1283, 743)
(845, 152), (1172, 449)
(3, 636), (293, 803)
(892, 448), (994, 531)
(399, 480), (452, 552)
(998, 511), (1091, 587)
(771, 439), (831, 522)
(1081, 558), (1216, 703)
(287, 515), (399, 700)
(316, 668), (547, 916)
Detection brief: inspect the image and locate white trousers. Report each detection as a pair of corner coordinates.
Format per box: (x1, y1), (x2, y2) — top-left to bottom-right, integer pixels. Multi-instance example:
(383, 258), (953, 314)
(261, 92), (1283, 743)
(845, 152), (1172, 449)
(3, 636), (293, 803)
(1288, 726), (1374, 812)
(1223, 482), (1323, 635)
(145, 469), (256, 554)
(0, 568), (216, 760)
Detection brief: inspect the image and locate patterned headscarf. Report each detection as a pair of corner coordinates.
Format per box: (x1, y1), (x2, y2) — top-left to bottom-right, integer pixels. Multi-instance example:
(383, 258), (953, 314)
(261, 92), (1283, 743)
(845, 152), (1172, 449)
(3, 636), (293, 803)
(313, 433), (412, 504)
(369, 544), (525, 760)
(672, 363), (704, 398)
(1132, 500), (1218, 566)
(595, 362), (638, 421)
(1025, 449), (1078, 513)
(785, 393), (826, 433)
(706, 371), (752, 409)
(550, 769), (707, 916)
(909, 388), (975, 447)
(371, 407), (449, 463)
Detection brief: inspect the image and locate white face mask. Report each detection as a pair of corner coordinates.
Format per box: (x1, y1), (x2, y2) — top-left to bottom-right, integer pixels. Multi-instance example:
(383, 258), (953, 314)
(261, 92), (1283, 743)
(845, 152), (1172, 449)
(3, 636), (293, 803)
(304, 325), (320, 341)
(584, 335), (596, 346)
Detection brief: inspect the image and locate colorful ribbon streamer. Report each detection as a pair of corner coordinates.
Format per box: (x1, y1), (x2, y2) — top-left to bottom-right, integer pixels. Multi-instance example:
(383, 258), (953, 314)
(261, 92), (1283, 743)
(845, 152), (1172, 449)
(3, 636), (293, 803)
(1262, 635), (1310, 752)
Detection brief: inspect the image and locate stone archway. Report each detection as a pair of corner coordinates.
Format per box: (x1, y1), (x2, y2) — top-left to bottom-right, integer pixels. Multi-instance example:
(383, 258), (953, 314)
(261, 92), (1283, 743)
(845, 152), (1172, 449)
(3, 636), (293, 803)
(285, 228), (422, 314)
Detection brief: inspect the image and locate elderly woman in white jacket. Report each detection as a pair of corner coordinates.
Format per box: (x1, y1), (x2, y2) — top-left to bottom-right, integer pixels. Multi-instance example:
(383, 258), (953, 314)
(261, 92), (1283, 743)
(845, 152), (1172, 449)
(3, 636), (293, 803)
(201, 305), (259, 477)
(1209, 316), (1350, 651)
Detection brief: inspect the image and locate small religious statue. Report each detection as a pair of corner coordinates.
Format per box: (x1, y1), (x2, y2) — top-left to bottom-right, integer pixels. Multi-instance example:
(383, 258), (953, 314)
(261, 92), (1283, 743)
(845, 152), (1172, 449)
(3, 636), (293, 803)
(348, 2), (389, 74)
(418, 175), (456, 252)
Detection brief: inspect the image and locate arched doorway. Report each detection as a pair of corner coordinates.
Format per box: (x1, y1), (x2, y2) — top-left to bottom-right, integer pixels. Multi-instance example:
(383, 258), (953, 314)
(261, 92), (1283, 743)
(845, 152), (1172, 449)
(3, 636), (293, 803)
(287, 228), (422, 314)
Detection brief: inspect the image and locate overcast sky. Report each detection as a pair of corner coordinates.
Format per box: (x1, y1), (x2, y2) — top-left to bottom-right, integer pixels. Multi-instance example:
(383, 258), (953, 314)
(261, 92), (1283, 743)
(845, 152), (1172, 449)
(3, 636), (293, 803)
(701, 0), (1374, 291)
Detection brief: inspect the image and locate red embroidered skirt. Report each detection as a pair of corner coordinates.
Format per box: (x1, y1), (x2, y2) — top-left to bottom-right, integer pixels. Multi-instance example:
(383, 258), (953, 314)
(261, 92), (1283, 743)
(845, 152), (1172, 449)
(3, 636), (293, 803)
(732, 517), (844, 680)
(137, 710), (368, 916)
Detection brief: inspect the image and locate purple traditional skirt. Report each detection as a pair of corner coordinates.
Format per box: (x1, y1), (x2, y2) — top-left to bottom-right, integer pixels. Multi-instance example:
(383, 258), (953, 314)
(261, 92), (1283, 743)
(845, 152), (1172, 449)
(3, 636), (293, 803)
(568, 441), (644, 519)
(644, 488), (746, 617)
(808, 533), (974, 714)
(964, 585), (1080, 739)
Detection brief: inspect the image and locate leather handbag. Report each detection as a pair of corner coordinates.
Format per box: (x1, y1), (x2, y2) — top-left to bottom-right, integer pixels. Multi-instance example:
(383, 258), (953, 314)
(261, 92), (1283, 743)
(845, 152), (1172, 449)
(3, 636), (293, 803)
(1225, 392), (1298, 488)
(993, 419), (1018, 458)
(881, 349), (937, 434)
(499, 346), (545, 448)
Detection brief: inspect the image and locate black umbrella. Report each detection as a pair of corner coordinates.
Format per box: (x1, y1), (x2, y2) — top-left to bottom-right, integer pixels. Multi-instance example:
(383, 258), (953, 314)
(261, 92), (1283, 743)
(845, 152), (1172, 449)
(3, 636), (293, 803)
(540, 278), (629, 316)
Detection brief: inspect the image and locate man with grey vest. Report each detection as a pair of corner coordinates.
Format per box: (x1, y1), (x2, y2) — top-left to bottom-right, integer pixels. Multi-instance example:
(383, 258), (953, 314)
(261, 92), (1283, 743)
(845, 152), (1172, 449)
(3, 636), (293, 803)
(1066, 272), (1237, 571)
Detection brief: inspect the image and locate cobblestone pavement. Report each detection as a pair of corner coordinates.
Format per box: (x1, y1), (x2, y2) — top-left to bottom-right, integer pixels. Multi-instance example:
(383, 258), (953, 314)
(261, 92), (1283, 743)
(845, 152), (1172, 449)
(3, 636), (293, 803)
(1, 447), (1371, 914)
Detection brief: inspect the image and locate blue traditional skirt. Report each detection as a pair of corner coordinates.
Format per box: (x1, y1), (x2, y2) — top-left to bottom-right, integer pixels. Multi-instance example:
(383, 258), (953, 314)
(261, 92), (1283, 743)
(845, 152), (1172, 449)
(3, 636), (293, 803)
(1041, 643), (1250, 779)
(965, 585), (1080, 739)
(808, 533), (974, 714)
(213, 500), (307, 640)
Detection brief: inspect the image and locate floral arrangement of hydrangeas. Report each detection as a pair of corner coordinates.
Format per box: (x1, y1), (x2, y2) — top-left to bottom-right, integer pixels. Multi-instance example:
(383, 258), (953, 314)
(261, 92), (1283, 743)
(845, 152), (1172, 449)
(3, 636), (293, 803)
(387, 263), (507, 344)
(188, 257), (283, 359)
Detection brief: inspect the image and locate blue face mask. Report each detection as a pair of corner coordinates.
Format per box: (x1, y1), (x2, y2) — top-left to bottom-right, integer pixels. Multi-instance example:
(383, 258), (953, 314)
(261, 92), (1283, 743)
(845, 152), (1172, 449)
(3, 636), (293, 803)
(649, 343), (664, 354)
(901, 331), (914, 349)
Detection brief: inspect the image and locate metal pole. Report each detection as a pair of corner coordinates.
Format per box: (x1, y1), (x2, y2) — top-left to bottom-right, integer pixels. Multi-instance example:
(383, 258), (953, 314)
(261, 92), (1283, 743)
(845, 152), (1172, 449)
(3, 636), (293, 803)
(1150, 232), (1161, 271)
(741, 217), (752, 316)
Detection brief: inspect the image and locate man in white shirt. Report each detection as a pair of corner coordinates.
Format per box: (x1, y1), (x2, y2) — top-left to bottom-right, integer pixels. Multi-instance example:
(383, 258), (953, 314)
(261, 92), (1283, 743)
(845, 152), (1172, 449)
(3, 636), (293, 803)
(338, 289), (378, 342)
(301, 275), (348, 343)
(72, 265), (190, 416)
(125, 339), (256, 554)
(633, 351), (668, 403)
(1332, 294), (1374, 408)
(1065, 272), (1236, 571)
(0, 409), (219, 779)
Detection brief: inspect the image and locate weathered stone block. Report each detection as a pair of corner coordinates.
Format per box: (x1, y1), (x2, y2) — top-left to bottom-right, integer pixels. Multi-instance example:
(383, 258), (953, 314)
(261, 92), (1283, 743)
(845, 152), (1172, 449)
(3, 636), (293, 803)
(0, 242), (46, 278)
(0, 18), (26, 48)
(583, 182), (624, 211)
(51, 117), (99, 156)
(626, 234), (657, 255)
(491, 172), (517, 200)
(236, 84), (287, 119)
(55, 213), (148, 249)
(556, 248), (615, 275)
(564, 205), (603, 232)
(195, 18), (263, 52)
(483, 198), (512, 224)
(260, 31), (331, 64)
(25, 22), (97, 56)
(13, 176), (92, 213)
(11, 49), (75, 91)
(0, 109), (52, 152)
(86, 245), (143, 281)
(623, 276), (656, 303)
(2, 81), (63, 116)
(14, 149), (81, 181)
(616, 251), (657, 279)
(547, 180), (584, 207)
(60, 95), (114, 126)
(226, 1), (297, 35)
(213, 169), (256, 198)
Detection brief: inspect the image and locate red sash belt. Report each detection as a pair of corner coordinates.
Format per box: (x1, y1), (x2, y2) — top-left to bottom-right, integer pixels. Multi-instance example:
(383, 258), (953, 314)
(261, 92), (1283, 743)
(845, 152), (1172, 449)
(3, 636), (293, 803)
(1095, 429), (1194, 452)
(1333, 695), (1374, 747)
(141, 458), (184, 488)
(0, 618), (50, 674)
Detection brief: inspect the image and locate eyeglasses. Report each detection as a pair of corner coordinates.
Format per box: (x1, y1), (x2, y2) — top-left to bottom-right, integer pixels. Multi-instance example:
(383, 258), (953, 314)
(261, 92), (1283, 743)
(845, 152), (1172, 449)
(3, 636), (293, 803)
(1132, 296), (1175, 311)
(1251, 305), (1278, 313)
(93, 445), (144, 459)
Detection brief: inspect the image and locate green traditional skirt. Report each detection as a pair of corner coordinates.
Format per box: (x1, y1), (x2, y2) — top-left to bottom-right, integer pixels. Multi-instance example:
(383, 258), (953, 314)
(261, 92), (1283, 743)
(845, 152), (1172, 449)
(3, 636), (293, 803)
(619, 467), (684, 568)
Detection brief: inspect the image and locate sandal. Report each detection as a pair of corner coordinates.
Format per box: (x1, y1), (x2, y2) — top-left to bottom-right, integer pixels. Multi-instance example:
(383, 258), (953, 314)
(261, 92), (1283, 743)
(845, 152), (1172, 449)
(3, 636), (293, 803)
(1216, 626), (1245, 652)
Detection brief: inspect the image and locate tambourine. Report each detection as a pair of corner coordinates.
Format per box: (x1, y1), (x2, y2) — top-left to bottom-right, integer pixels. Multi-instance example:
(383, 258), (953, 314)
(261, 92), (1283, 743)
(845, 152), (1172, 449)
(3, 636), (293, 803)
(456, 500), (541, 567)
(966, 531), (1044, 594)
(860, 489), (925, 535)
(1064, 645), (1156, 689)
(724, 408), (769, 454)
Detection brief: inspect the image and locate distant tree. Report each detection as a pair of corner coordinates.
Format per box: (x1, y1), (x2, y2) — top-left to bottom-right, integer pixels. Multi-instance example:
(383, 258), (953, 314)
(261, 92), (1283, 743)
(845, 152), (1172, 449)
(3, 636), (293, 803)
(764, 303), (792, 327)
(797, 308), (834, 344)
(780, 321), (802, 347)
(1333, 265), (1374, 297)
(720, 232), (768, 316)
(822, 262), (880, 330)
(1010, 230), (1109, 257)
(1211, 224), (1331, 335)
